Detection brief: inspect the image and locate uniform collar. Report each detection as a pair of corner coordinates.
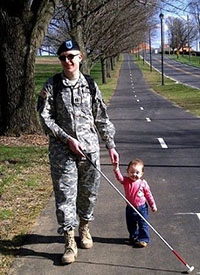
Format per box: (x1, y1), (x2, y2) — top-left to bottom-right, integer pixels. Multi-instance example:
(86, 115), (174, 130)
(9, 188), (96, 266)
(61, 72), (87, 88)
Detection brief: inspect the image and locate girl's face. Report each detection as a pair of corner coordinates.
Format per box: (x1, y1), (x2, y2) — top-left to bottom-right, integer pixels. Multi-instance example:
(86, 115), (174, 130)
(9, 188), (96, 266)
(127, 163), (144, 181)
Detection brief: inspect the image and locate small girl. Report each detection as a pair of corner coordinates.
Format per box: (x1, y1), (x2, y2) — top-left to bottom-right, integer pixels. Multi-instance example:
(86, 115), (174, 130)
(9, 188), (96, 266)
(114, 159), (157, 247)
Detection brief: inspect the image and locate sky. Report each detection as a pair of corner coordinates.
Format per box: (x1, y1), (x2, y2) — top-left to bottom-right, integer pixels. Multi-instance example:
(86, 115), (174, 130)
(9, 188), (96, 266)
(151, 0), (194, 48)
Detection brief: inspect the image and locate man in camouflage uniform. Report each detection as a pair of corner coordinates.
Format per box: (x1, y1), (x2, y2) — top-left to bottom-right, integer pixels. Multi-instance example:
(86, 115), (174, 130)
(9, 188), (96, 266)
(37, 39), (119, 264)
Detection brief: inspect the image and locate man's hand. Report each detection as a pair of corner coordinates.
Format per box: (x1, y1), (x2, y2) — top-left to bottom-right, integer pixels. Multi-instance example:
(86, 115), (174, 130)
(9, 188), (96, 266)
(68, 137), (85, 157)
(108, 148), (119, 166)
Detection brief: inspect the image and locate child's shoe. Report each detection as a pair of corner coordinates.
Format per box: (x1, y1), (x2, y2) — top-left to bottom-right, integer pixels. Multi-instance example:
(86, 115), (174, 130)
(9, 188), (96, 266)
(130, 237), (137, 245)
(136, 241), (148, 248)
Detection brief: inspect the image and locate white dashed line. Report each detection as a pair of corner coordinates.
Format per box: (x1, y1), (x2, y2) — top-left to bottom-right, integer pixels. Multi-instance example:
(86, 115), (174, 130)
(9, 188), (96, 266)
(175, 213), (200, 221)
(146, 117), (151, 122)
(157, 138), (168, 149)
(140, 107), (144, 110)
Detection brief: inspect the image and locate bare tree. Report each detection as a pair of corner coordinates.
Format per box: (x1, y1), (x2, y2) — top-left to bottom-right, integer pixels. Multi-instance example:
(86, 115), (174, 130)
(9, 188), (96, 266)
(42, 0), (159, 73)
(166, 16), (197, 53)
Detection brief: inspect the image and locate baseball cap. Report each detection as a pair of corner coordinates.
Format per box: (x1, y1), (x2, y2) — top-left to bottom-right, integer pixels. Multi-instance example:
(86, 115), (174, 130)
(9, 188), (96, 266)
(57, 39), (80, 55)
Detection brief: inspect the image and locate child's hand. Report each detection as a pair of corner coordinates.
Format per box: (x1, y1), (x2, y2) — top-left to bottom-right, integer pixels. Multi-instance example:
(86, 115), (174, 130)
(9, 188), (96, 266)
(113, 162), (119, 171)
(152, 206), (157, 212)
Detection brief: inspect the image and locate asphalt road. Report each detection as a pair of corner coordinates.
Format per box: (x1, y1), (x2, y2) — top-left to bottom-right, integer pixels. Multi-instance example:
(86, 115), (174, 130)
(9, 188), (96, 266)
(144, 53), (200, 89)
(9, 54), (200, 275)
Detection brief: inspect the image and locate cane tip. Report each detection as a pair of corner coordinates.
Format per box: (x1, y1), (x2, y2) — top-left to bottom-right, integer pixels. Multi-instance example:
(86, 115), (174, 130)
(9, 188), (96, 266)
(186, 266), (194, 274)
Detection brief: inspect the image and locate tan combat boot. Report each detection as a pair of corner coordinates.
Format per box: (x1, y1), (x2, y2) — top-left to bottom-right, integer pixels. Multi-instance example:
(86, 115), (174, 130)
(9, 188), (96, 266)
(61, 230), (78, 264)
(79, 219), (93, 249)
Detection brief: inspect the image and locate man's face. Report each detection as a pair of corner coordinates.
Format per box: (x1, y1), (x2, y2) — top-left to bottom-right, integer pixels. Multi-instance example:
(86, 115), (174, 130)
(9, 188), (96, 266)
(58, 50), (82, 74)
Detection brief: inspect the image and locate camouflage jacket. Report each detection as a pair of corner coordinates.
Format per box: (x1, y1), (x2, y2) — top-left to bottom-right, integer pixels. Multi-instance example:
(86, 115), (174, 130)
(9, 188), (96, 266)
(37, 72), (116, 153)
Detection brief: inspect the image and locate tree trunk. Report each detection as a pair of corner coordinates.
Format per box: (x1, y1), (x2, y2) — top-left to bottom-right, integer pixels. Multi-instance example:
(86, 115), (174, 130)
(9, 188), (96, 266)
(101, 58), (106, 84)
(0, 1), (58, 136)
(68, 0), (90, 74)
(0, 19), (38, 135)
(110, 57), (114, 71)
(106, 58), (111, 78)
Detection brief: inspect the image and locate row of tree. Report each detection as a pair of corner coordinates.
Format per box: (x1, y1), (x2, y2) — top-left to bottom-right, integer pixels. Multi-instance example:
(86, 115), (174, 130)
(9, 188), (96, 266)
(0, 0), (160, 136)
(42, 0), (159, 72)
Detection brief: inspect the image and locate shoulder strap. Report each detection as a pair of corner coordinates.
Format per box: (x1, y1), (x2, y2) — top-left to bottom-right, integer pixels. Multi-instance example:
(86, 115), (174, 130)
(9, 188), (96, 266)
(53, 73), (62, 100)
(52, 73), (62, 119)
(83, 74), (96, 104)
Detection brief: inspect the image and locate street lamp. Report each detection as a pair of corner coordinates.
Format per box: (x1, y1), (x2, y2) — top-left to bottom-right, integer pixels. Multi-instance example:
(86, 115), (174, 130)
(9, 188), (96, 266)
(159, 12), (164, 85)
(149, 29), (152, 72)
(187, 14), (191, 62)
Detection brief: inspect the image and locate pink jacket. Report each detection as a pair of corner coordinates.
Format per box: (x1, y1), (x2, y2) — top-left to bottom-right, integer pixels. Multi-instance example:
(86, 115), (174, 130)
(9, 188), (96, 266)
(114, 169), (157, 211)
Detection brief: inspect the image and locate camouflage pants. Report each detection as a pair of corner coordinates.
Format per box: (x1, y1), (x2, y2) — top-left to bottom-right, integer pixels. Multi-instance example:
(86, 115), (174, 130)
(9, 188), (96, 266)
(50, 150), (100, 234)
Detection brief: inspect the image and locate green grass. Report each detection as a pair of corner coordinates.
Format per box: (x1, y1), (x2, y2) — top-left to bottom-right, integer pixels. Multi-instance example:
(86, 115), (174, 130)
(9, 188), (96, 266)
(0, 209), (14, 220)
(135, 56), (200, 117)
(0, 146), (47, 162)
(0, 144), (52, 274)
(35, 64), (61, 96)
(167, 53), (200, 67)
(90, 62), (103, 85)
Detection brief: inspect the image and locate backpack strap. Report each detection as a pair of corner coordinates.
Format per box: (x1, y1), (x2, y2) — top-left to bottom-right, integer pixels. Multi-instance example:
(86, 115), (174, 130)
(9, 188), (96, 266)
(83, 74), (96, 104)
(52, 73), (62, 120)
(53, 73), (62, 101)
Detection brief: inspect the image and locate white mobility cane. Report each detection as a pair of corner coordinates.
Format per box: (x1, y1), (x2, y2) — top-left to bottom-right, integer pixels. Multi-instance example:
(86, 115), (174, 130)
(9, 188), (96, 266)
(83, 152), (194, 274)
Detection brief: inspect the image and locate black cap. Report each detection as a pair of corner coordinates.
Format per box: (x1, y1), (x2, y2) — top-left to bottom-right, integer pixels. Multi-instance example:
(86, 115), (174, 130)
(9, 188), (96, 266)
(57, 39), (80, 55)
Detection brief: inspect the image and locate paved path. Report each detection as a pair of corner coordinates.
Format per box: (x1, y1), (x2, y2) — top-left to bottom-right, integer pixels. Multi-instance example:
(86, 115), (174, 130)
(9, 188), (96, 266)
(9, 54), (200, 275)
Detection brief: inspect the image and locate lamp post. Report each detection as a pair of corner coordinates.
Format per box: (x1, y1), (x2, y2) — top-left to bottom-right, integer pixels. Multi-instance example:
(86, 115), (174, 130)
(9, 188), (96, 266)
(159, 12), (164, 85)
(149, 29), (152, 72)
(187, 14), (191, 62)
(143, 42), (145, 65)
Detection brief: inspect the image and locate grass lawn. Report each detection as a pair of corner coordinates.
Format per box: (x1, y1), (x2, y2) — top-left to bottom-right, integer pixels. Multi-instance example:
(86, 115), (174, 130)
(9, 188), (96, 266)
(135, 56), (200, 117)
(167, 53), (200, 68)
(0, 143), (52, 274)
(0, 56), (123, 275)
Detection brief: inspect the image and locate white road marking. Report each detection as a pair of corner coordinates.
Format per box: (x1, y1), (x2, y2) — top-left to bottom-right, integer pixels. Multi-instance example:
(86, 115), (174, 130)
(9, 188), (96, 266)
(140, 107), (144, 110)
(157, 138), (168, 149)
(175, 213), (200, 221)
(146, 117), (151, 122)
